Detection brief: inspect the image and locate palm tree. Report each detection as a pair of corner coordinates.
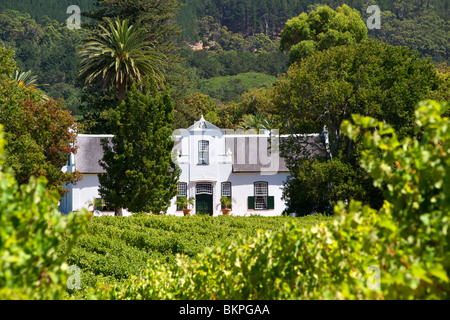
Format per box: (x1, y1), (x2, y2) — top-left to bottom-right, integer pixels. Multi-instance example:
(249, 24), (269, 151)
(78, 17), (166, 103)
(10, 69), (38, 86)
(9, 69), (50, 101)
(238, 113), (275, 131)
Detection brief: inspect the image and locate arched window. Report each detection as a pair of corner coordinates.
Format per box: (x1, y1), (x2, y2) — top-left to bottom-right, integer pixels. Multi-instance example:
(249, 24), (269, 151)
(196, 182), (213, 195)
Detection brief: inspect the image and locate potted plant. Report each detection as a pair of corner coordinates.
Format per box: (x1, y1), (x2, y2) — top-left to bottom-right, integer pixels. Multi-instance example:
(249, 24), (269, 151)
(86, 198), (104, 217)
(177, 196), (195, 216)
(217, 196), (233, 215)
(85, 199), (95, 217)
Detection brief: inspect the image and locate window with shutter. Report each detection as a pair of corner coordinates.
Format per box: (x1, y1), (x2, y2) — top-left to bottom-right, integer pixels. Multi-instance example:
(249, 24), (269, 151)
(254, 181), (269, 210)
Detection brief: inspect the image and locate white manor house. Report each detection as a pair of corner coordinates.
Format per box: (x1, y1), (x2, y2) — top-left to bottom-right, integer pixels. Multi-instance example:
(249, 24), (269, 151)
(60, 116), (329, 216)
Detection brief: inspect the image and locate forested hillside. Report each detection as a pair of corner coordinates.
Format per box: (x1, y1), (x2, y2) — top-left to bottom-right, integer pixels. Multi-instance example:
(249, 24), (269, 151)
(178, 0), (448, 39)
(177, 0), (449, 62)
(1, 1), (448, 65)
(0, 0), (95, 22)
(3, 1), (447, 40)
(0, 0), (448, 121)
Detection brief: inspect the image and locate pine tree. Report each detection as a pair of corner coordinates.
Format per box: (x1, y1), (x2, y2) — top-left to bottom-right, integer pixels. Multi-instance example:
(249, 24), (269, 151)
(98, 78), (180, 215)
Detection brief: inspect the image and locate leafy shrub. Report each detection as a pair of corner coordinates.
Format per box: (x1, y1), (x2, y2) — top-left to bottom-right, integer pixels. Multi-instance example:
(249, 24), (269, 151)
(283, 155), (383, 215)
(0, 125), (90, 299)
(91, 100), (449, 299)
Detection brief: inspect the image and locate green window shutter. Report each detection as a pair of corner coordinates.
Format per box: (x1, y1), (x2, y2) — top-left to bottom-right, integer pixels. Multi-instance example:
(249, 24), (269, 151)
(94, 198), (103, 211)
(248, 196), (255, 210)
(268, 196), (274, 210)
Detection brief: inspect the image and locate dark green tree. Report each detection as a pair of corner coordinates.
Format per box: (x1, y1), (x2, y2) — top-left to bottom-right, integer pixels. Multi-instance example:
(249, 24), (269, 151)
(273, 39), (445, 214)
(173, 92), (219, 129)
(98, 79), (180, 215)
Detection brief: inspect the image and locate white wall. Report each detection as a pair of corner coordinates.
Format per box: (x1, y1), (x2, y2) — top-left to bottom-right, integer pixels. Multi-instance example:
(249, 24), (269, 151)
(227, 172), (289, 216)
(71, 174), (101, 212)
(167, 172), (289, 217)
(68, 174), (132, 216)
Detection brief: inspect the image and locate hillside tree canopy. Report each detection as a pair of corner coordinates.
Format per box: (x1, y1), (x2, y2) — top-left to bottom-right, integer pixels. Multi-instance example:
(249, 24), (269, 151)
(279, 4), (368, 64)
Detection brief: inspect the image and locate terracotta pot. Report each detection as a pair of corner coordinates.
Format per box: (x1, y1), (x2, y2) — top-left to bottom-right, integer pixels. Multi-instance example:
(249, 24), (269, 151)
(221, 208), (232, 216)
(182, 209), (192, 216)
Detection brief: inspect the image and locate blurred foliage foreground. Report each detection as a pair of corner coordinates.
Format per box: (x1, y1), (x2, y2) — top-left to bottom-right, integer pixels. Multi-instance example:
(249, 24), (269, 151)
(1, 100), (450, 299)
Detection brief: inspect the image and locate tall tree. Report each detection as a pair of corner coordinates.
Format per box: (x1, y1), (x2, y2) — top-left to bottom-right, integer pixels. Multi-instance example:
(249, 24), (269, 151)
(78, 17), (166, 103)
(273, 39), (444, 214)
(0, 45), (80, 196)
(98, 78), (180, 215)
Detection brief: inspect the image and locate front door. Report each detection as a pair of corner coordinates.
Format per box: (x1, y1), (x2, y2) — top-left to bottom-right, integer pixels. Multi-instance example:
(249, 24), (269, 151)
(196, 183), (213, 216)
(196, 194), (213, 216)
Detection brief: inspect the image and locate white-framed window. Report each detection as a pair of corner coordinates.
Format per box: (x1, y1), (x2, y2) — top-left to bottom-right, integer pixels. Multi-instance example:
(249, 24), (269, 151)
(196, 182), (213, 195)
(198, 140), (209, 165)
(221, 182), (232, 209)
(177, 182), (187, 197)
(176, 182), (188, 211)
(221, 182), (232, 197)
(254, 181), (268, 210)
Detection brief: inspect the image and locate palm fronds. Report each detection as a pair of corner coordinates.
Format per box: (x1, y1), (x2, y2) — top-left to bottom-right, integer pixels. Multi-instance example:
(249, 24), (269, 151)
(78, 18), (167, 102)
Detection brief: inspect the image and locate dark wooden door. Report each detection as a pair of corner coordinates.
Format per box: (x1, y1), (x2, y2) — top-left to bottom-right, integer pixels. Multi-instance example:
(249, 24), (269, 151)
(196, 194), (213, 216)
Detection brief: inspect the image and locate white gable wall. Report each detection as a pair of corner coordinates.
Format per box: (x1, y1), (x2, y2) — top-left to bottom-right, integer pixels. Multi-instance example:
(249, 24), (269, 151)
(71, 174), (100, 212)
(168, 124), (289, 216)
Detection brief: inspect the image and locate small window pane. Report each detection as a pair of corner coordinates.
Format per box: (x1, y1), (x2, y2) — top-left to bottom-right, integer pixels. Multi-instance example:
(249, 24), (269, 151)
(221, 182), (232, 197)
(254, 182), (268, 196)
(255, 196), (268, 210)
(198, 140), (209, 164)
(254, 182), (268, 210)
(177, 183), (187, 196)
